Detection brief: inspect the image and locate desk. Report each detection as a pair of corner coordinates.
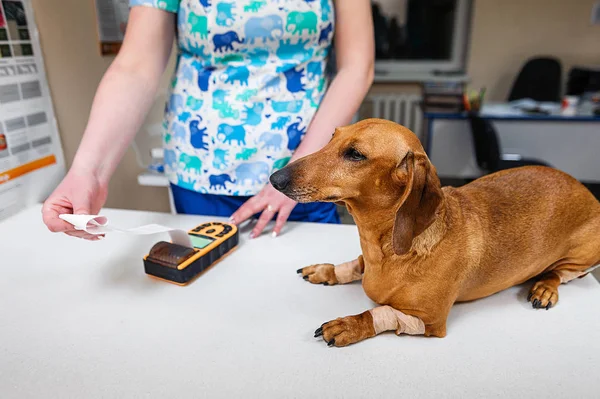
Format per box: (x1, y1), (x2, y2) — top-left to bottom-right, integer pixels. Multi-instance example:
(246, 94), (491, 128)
(2, 206), (600, 398)
(425, 103), (600, 182)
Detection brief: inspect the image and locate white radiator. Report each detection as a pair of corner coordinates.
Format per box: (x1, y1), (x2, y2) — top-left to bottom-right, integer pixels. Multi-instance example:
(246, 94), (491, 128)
(363, 94), (423, 139)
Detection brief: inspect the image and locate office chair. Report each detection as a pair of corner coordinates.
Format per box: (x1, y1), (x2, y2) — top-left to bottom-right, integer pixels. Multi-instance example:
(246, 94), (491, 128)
(468, 114), (550, 174)
(507, 57), (562, 102)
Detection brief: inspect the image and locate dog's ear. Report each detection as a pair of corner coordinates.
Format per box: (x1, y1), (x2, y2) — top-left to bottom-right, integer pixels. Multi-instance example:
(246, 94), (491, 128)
(392, 152), (443, 255)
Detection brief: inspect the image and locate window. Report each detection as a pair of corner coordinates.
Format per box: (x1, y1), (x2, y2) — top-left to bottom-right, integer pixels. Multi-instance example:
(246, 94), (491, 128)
(372, 0), (472, 75)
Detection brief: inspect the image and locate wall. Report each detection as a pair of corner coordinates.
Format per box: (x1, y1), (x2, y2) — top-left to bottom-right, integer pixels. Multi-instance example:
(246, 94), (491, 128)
(32, 0), (600, 214)
(32, 0), (174, 212)
(467, 0), (600, 101)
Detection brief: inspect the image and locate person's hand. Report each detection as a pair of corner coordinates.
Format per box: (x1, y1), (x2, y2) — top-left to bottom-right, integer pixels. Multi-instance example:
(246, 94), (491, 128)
(42, 169), (108, 240)
(230, 184), (297, 238)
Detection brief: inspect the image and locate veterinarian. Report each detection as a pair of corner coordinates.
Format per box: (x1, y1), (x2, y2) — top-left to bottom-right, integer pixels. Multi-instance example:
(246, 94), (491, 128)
(42, 0), (374, 240)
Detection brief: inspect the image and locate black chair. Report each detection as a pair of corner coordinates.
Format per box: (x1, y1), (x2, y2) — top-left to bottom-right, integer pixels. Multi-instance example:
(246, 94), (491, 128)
(508, 57), (562, 102)
(468, 114), (550, 174)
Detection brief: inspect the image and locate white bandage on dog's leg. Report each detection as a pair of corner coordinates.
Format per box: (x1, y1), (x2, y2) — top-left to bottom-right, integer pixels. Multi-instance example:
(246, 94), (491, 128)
(369, 306), (425, 335)
(334, 259), (362, 284)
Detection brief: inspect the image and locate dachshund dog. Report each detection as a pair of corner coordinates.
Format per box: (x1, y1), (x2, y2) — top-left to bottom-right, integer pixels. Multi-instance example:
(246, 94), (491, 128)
(270, 118), (600, 347)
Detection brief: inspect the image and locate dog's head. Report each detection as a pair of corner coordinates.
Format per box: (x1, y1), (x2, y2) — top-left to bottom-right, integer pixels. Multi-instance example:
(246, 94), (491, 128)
(270, 118), (443, 255)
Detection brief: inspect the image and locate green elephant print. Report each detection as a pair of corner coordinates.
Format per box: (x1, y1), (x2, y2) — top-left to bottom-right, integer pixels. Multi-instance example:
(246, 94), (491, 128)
(272, 157), (291, 171)
(188, 12), (208, 39)
(235, 148), (257, 160)
(179, 153), (202, 174)
(286, 11), (318, 35)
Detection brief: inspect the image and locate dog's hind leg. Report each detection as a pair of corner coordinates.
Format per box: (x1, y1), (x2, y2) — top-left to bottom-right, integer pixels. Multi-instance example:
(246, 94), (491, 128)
(297, 256), (364, 286)
(528, 262), (599, 310)
(530, 222), (600, 309)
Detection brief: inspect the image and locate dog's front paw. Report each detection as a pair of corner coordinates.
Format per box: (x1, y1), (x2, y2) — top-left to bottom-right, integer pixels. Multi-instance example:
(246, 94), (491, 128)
(314, 312), (376, 347)
(297, 264), (338, 285)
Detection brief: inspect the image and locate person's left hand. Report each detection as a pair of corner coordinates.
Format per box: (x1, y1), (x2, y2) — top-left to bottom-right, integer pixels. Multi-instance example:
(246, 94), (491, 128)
(230, 184), (297, 238)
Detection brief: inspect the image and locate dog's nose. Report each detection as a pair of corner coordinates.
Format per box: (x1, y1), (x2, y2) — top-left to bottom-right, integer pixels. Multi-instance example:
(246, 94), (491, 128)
(270, 169), (291, 192)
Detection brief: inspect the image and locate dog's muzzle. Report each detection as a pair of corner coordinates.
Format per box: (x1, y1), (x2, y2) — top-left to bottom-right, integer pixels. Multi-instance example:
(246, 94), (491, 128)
(269, 168), (291, 193)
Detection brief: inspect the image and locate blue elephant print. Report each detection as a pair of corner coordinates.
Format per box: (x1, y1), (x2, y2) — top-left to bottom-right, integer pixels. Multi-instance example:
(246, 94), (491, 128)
(248, 48), (269, 67)
(181, 63), (194, 83)
(218, 123), (246, 145)
(286, 117), (307, 150)
(177, 5), (187, 32)
(168, 93), (184, 114)
(213, 31), (245, 53)
(262, 75), (281, 93)
(278, 64), (305, 93)
(178, 111), (192, 123)
(172, 121), (187, 142)
(307, 61), (322, 79)
(271, 99), (303, 113)
(212, 148), (229, 170)
(190, 118), (209, 150)
(243, 103), (264, 126)
(163, 149), (177, 170)
(186, 95), (203, 111)
(197, 66), (216, 92)
(222, 65), (250, 86)
(176, 176), (196, 191)
(216, 2), (235, 27)
(276, 39), (313, 62)
(187, 42), (211, 60)
(235, 162), (270, 186)
(321, 0), (332, 22)
(236, 88), (258, 102)
(209, 174), (235, 190)
(271, 115), (290, 130)
(258, 132), (283, 151)
(319, 22), (333, 45)
(244, 15), (283, 44)
(152, 0), (335, 196)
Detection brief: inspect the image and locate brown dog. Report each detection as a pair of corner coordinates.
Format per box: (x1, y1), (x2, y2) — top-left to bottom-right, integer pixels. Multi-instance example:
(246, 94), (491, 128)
(270, 118), (600, 347)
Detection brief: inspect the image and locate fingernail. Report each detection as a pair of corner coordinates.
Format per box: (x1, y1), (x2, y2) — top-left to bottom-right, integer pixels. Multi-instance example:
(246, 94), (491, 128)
(271, 232), (278, 238)
(249, 232), (255, 239)
(229, 217), (236, 224)
(97, 236), (105, 240)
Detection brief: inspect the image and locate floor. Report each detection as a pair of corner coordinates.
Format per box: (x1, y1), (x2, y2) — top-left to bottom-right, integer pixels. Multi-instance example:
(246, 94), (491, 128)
(335, 180), (600, 282)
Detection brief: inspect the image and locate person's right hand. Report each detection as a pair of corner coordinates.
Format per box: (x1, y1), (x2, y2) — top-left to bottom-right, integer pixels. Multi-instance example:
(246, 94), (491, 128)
(42, 169), (108, 240)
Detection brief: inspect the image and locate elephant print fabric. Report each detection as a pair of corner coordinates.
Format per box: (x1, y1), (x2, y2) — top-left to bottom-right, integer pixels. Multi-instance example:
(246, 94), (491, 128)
(130, 0), (334, 195)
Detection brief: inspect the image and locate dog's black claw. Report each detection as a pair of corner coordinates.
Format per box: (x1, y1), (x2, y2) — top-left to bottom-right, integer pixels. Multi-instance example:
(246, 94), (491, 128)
(327, 339), (335, 347)
(323, 282), (329, 286)
(533, 299), (541, 308)
(314, 327), (323, 337)
(296, 268), (303, 274)
(527, 292), (533, 302)
(546, 302), (552, 310)
(303, 275), (309, 280)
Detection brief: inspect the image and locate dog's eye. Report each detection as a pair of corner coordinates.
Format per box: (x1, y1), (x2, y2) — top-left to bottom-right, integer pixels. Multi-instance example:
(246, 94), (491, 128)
(344, 148), (366, 162)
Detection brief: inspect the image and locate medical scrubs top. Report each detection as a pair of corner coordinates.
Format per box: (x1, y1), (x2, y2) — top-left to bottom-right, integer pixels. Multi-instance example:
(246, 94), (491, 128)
(130, 0), (335, 196)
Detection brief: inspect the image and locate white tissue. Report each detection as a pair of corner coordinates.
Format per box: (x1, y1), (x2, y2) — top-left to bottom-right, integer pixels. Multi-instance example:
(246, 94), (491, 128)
(59, 214), (192, 247)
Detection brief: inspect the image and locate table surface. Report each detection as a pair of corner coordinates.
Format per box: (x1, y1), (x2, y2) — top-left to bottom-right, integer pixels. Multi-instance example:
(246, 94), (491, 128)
(2, 206), (600, 398)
